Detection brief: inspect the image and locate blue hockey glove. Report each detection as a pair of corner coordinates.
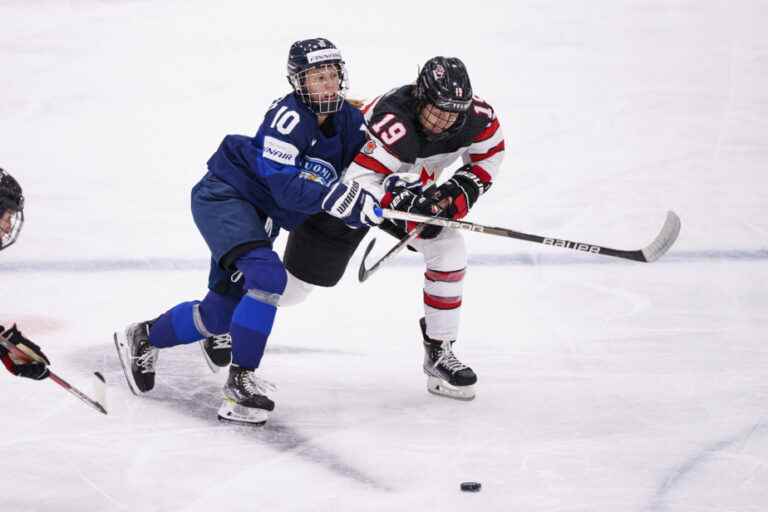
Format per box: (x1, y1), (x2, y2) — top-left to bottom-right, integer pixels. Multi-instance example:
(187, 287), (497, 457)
(322, 181), (382, 229)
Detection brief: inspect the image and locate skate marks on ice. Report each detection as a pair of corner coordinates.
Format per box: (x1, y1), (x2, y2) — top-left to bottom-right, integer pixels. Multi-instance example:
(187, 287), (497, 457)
(2, 248), (768, 274)
(645, 419), (768, 511)
(70, 342), (389, 492)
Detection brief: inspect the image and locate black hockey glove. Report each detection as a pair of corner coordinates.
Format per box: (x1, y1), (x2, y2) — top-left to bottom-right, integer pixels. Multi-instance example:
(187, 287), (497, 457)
(428, 164), (491, 220)
(386, 185), (444, 239)
(0, 324), (50, 380)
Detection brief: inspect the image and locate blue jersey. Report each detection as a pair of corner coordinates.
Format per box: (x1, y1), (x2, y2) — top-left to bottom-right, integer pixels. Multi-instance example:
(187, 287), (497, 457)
(206, 93), (366, 230)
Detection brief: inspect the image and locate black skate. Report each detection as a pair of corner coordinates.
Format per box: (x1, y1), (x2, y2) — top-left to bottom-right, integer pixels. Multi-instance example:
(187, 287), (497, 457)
(199, 332), (232, 373)
(114, 321), (159, 395)
(217, 364), (275, 426)
(420, 317), (477, 400)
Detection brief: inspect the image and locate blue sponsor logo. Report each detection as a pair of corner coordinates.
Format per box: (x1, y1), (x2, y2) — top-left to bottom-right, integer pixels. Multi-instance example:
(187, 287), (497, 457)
(299, 157), (338, 186)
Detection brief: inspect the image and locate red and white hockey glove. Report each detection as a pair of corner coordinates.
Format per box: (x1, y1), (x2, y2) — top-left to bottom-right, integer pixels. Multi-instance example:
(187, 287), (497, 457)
(0, 324), (50, 380)
(429, 165), (491, 220)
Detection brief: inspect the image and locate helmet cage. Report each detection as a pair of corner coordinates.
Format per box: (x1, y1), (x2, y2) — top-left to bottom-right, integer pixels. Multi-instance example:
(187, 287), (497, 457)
(288, 61), (349, 115)
(0, 208), (23, 251)
(0, 168), (24, 251)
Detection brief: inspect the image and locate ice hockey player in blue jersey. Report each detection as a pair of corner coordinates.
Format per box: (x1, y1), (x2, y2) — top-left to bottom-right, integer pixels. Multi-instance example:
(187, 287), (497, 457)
(114, 38), (381, 425)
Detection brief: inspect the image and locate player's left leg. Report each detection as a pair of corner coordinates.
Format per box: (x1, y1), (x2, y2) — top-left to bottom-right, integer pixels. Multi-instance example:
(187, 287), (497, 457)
(114, 172), (266, 394)
(217, 247), (287, 425)
(410, 229), (477, 400)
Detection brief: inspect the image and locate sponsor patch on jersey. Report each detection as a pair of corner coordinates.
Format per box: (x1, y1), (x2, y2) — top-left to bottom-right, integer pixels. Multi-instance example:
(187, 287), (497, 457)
(361, 139), (377, 155)
(299, 156), (338, 186)
(306, 48), (341, 64)
(263, 136), (299, 166)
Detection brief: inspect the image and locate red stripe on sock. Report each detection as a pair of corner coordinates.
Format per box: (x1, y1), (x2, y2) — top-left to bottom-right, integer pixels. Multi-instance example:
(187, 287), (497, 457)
(423, 291), (462, 310)
(425, 268), (466, 282)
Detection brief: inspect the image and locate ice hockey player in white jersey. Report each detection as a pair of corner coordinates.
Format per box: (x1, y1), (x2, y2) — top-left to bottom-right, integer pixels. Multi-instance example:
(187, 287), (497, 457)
(284, 56), (505, 400)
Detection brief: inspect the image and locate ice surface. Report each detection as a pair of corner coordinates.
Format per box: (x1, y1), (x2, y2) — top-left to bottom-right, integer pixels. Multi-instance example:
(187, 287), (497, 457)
(1, 1), (767, 511)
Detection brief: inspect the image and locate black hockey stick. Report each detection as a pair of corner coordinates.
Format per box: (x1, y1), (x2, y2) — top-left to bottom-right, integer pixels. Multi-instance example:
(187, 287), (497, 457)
(358, 201), (450, 282)
(359, 209), (681, 280)
(0, 337), (108, 415)
(358, 225), (424, 282)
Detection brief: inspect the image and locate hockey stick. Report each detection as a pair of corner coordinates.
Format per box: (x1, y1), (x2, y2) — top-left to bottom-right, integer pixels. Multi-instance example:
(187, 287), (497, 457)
(0, 337), (108, 415)
(358, 225), (424, 282)
(373, 208), (681, 263)
(358, 199), (451, 282)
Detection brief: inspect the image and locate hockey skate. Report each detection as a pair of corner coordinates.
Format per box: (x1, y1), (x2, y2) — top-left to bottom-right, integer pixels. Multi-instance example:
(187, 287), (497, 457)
(199, 332), (232, 373)
(114, 321), (159, 395)
(217, 364), (275, 426)
(420, 318), (477, 401)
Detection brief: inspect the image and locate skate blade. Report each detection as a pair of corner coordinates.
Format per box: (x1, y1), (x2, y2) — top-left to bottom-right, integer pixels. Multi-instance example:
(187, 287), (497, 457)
(426, 376), (476, 401)
(198, 340), (221, 374)
(217, 398), (269, 426)
(113, 332), (141, 396)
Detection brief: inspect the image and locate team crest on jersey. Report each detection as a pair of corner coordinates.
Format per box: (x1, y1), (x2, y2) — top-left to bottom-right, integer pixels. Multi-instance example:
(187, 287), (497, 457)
(299, 156), (338, 186)
(433, 64), (445, 80)
(361, 139), (377, 155)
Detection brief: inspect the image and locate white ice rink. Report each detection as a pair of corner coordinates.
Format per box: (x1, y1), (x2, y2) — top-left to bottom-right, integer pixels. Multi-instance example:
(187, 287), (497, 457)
(1, 1), (767, 510)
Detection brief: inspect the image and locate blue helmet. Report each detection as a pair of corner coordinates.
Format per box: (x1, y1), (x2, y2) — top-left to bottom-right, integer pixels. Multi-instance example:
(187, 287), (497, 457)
(287, 38), (348, 114)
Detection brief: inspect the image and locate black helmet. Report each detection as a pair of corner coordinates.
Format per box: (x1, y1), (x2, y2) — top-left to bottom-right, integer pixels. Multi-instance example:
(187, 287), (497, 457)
(416, 56), (473, 113)
(0, 167), (25, 251)
(286, 37), (348, 115)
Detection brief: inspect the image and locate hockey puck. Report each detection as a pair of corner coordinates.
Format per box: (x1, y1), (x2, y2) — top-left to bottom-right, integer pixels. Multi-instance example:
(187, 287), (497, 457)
(93, 371), (105, 383)
(460, 481), (481, 492)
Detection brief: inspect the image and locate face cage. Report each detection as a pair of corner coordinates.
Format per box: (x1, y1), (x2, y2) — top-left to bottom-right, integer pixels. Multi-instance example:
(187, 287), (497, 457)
(418, 102), (468, 141)
(0, 209), (23, 251)
(289, 63), (349, 115)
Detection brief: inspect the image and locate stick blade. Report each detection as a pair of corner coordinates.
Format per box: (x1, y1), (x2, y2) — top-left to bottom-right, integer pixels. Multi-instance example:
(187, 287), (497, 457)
(92, 371), (108, 415)
(641, 210), (681, 262)
(358, 238), (377, 282)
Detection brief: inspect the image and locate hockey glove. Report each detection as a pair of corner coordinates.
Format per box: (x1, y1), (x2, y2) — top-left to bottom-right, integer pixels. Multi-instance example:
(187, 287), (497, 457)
(0, 324), (50, 380)
(384, 185), (444, 239)
(322, 180), (382, 229)
(429, 165), (491, 220)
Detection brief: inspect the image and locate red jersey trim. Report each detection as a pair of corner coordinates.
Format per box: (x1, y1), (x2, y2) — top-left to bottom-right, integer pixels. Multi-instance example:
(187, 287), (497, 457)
(469, 140), (505, 164)
(473, 118), (500, 143)
(353, 154), (392, 175)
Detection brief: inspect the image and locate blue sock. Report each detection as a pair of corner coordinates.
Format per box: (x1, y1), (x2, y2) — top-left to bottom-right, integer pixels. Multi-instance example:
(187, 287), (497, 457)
(230, 247), (287, 369)
(148, 301), (203, 348)
(230, 292), (278, 369)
